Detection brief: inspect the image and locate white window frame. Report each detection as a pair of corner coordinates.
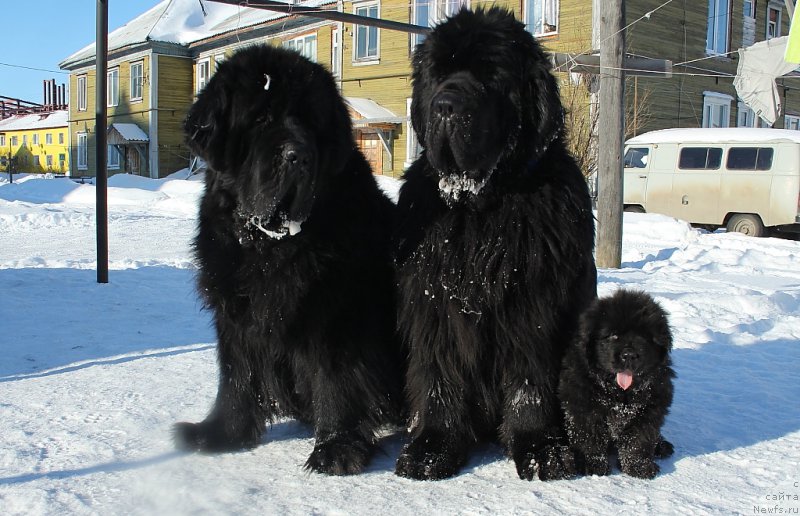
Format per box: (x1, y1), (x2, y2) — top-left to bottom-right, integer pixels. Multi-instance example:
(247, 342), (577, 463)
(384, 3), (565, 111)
(706, 0), (731, 55)
(33, 155), (40, 168)
(744, 0), (755, 19)
(22, 135), (27, 146)
(353, 2), (380, 64)
(767, 3), (782, 39)
(107, 68), (119, 107)
(411, 0), (469, 47)
(785, 114), (800, 130)
(11, 136), (18, 147)
(525, 0), (559, 37)
(107, 144), (120, 169)
(0, 135), (5, 146)
(46, 133), (53, 145)
(130, 61), (144, 102)
(32, 134), (39, 145)
(332, 26), (341, 76)
(284, 33), (318, 62)
(702, 91), (732, 128)
(77, 75), (87, 112)
(58, 133), (64, 145)
(737, 101), (761, 127)
(46, 155), (53, 168)
(197, 59), (211, 93)
(214, 53), (226, 73)
(77, 132), (88, 170)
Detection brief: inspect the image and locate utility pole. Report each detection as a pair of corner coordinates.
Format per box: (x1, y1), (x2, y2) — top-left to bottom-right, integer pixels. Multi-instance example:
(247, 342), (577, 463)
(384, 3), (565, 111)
(96, 0), (109, 283)
(596, 0), (625, 269)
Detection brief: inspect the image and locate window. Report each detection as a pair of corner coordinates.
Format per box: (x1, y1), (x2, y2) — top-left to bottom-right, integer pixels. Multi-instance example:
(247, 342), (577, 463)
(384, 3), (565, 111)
(744, 0), (755, 18)
(46, 155), (53, 168)
(679, 147), (723, 169)
(354, 2), (379, 62)
(0, 135), (5, 146)
(706, 0), (731, 54)
(767, 5), (781, 39)
(130, 61), (144, 101)
(525, 0), (559, 36)
(77, 132), (88, 170)
(405, 98), (423, 167)
(214, 53), (226, 73)
(727, 147), (774, 170)
(32, 134), (39, 145)
(11, 136), (18, 147)
(22, 135), (28, 146)
(411, 0), (469, 46)
(34, 155), (40, 167)
(108, 145), (120, 169)
(77, 75), (87, 111)
(624, 147), (650, 168)
(737, 101), (761, 127)
(58, 133), (64, 145)
(332, 27), (341, 75)
(107, 68), (119, 107)
(59, 154), (66, 169)
(284, 34), (318, 61)
(703, 92), (732, 128)
(197, 59), (210, 93)
(46, 133), (53, 145)
(786, 114), (800, 130)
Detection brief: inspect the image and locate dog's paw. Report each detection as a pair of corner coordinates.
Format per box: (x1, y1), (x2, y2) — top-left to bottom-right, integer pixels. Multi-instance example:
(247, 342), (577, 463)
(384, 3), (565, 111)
(582, 454), (611, 476)
(395, 434), (466, 481)
(620, 456), (660, 479)
(305, 433), (374, 476)
(172, 420), (259, 453)
(654, 438), (674, 459)
(515, 445), (576, 481)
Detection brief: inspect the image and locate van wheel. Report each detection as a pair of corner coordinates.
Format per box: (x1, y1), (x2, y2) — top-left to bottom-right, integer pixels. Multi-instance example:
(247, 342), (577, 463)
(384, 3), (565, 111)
(624, 205), (645, 213)
(726, 214), (765, 237)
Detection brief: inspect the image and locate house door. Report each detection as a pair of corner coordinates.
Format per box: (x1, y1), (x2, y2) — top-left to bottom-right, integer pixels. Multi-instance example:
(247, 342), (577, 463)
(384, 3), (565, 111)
(128, 147), (141, 175)
(358, 133), (383, 175)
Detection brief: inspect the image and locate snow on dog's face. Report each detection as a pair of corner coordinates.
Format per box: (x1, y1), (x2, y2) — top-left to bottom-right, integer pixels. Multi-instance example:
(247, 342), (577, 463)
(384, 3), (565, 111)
(185, 45), (354, 239)
(409, 8), (564, 199)
(580, 290), (673, 392)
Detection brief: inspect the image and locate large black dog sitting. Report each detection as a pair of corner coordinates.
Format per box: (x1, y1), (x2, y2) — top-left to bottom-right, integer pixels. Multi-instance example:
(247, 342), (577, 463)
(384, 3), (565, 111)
(394, 8), (597, 481)
(174, 45), (404, 475)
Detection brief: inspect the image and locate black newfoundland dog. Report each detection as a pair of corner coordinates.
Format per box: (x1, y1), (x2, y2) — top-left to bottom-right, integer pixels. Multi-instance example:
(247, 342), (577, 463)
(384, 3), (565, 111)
(559, 290), (675, 479)
(173, 45), (404, 475)
(394, 8), (597, 481)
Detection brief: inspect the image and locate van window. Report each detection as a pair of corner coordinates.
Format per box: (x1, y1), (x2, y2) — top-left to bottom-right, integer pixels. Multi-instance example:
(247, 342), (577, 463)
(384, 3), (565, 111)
(679, 147), (723, 169)
(624, 147), (649, 168)
(726, 147), (774, 170)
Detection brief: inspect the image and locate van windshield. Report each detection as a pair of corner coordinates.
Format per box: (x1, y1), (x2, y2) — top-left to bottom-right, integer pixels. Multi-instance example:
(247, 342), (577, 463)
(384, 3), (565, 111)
(624, 147), (649, 168)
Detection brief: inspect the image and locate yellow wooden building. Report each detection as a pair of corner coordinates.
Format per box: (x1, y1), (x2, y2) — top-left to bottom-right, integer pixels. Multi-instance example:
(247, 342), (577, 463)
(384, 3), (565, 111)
(0, 110), (70, 175)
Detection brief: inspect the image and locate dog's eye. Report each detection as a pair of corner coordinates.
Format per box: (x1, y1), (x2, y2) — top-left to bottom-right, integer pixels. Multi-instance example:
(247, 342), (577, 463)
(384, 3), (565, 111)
(255, 114), (270, 125)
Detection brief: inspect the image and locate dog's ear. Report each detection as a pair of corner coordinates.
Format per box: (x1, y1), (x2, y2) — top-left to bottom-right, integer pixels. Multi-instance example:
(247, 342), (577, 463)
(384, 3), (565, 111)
(409, 43), (431, 145)
(521, 43), (565, 159)
(184, 76), (230, 172)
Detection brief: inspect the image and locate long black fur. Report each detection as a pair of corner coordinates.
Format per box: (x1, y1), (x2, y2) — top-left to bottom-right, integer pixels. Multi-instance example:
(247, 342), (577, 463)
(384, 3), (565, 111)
(173, 45), (404, 475)
(394, 8), (597, 481)
(559, 290), (675, 479)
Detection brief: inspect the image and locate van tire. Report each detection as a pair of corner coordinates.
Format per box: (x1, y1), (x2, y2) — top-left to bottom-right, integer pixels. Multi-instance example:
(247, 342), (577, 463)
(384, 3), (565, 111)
(726, 214), (765, 237)
(624, 205), (646, 213)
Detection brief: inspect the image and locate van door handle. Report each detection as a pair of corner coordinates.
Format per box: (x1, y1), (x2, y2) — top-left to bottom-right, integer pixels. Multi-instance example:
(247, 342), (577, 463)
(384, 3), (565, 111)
(682, 195), (689, 205)
(638, 175), (647, 179)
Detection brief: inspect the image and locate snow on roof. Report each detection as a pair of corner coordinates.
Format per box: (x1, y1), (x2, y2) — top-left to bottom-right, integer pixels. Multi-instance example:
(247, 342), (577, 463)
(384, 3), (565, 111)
(346, 97), (405, 125)
(109, 123), (149, 143)
(61, 0), (336, 67)
(626, 127), (800, 145)
(0, 111), (68, 132)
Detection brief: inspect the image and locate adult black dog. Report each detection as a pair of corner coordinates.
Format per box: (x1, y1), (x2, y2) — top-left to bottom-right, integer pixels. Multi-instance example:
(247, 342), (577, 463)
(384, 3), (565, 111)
(394, 8), (597, 481)
(173, 45), (404, 475)
(559, 290), (675, 479)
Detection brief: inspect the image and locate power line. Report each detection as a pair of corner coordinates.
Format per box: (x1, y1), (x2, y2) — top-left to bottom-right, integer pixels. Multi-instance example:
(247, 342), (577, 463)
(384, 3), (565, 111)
(0, 61), (68, 75)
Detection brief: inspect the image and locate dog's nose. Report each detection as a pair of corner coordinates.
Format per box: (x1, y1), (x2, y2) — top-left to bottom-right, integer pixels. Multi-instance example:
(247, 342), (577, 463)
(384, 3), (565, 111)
(433, 91), (464, 117)
(620, 349), (639, 363)
(282, 144), (309, 168)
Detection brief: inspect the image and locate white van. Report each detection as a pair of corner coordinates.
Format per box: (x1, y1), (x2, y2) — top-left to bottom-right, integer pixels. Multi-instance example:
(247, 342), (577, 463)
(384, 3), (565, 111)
(623, 128), (800, 236)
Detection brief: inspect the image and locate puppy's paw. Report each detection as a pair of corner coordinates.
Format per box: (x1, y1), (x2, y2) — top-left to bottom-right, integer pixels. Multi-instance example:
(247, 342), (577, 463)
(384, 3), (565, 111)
(515, 445), (576, 481)
(583, 454), (611, 476)
(620, 456), (660, 479)
(173, 420), (260, 453)
(395, 433), (466, 481)
(305, 433), (374, 476)
(654, 438), (674, 459)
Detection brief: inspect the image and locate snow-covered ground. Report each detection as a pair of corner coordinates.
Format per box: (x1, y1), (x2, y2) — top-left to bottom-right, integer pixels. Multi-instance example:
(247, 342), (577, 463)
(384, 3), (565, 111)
(0, 173), (798, 515)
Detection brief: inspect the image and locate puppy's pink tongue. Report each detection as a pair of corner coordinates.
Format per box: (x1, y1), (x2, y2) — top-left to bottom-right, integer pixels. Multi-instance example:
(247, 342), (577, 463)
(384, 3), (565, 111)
(616, 370), (634, 390)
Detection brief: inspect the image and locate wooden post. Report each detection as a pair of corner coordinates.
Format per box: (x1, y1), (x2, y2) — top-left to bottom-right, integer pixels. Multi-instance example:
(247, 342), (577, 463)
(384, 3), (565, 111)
(96, 0), (109, 283)
(596, 0), (625, 269)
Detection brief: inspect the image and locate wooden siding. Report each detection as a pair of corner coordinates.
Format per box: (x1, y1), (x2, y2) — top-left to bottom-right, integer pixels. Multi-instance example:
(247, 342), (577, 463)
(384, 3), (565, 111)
(157, 55), (193, 177)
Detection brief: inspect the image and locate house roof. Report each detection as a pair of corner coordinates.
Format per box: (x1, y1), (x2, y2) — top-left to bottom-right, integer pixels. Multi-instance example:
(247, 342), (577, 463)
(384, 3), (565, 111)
(60, 0), (336, 68)
(109, 123), (149, 143)
(346, 97), (405, 126)
(0, 111), (68, 132)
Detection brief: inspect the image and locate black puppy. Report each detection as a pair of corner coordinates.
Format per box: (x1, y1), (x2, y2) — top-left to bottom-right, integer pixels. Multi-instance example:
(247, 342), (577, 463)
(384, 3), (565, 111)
(173, 45), (404, 475)
(559, 290), (675, 479)
(394, 8), (597, 481)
